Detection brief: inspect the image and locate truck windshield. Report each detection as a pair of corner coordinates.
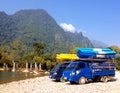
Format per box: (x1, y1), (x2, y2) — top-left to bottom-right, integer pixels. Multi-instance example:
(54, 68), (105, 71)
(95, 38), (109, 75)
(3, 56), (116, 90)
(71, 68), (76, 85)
(65, 63), (78, 70)
(51, 64), (61, 71)
(59, 63), (70, 70)
(51, 63), (70, 71)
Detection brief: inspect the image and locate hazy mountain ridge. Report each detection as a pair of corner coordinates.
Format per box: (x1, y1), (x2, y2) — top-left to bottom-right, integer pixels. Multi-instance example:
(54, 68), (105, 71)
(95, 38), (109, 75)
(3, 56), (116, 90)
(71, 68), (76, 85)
(91, 40), (108, 48)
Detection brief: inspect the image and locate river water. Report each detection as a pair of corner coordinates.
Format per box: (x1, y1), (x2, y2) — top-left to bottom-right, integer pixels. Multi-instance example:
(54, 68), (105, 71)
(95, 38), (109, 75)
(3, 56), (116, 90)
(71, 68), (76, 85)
(0, 70), (47, 84)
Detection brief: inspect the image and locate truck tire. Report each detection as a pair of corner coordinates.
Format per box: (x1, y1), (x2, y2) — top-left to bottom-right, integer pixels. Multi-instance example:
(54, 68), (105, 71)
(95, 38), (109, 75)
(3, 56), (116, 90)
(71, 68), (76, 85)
(79, 76), (87, 84)
(101, 76), (108, 82)
(60, 77), (65, 82)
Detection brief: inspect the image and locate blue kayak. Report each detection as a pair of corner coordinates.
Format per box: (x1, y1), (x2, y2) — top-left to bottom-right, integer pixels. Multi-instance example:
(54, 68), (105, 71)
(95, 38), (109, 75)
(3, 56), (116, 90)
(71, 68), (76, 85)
(77, 48), (116, 58)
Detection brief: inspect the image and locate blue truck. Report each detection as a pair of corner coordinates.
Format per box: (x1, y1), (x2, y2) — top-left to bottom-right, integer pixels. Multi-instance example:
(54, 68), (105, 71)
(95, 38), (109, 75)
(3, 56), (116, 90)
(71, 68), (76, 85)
(62, 58), (115, 84)
(62, 48), (116, 84)
(49, 61), (70, 81)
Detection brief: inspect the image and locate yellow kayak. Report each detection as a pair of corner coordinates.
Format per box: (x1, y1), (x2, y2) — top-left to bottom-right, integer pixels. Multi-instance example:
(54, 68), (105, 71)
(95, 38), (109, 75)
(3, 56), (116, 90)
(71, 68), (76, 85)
(56, 54), (79, 60)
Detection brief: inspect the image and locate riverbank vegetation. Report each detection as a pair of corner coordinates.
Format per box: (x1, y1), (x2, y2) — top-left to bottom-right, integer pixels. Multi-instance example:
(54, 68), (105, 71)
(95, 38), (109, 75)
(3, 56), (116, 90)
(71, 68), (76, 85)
(0, 39), (56, 72)
(0, 40), (120, 72)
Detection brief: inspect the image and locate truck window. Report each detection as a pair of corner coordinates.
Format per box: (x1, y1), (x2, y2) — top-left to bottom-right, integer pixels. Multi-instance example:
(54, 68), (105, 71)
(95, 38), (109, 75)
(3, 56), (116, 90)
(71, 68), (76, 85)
(76, 63), (85, 69)
(51, 64), (61, 71)
(59, 63), (69, 70)
(65, 63), (78, 70)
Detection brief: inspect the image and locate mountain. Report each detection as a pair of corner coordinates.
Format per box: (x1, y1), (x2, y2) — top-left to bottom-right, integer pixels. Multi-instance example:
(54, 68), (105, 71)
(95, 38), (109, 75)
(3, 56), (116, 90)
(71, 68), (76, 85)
(0, 11), (17, 43)
(91, 40), (108, 48)
(0, 9), (93, 53)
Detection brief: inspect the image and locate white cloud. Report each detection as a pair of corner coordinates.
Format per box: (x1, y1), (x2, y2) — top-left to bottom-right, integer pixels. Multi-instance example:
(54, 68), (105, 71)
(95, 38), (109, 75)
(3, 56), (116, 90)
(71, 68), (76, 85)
(60, 23), (76, 33)
(78, 28), (92, 36)
(59, 23), (92, 36)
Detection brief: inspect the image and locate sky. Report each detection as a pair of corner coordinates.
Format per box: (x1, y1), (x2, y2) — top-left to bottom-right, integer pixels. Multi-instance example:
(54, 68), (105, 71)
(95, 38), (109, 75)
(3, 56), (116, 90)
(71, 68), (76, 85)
(0, 0), (120, 47)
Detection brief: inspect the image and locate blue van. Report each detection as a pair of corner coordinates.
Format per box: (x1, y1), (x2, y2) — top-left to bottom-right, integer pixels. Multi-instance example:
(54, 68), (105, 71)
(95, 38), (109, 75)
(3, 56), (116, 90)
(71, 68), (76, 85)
(62, 59), (115, 84)
(49, 61), (70, 81)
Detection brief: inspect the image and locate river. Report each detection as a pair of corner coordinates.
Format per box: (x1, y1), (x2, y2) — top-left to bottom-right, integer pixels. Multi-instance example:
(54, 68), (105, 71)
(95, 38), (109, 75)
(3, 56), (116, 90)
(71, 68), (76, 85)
(0, 70), (47, 84)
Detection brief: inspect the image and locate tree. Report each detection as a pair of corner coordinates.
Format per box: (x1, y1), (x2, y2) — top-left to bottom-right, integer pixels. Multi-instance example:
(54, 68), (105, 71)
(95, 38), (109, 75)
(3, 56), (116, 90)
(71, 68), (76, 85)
(0, 46), (11, 70)
(33, 42), (45, 56)
(0, 53), (2, 60)
(8, 39), (27, 71)
(115, 56), (120, 70)
(108, 45), (120, 53)
(0, 53), (10, 70)
(42, 53), (55, 70)
(33, 42), (45, 70)
(33, 55), (42, 71)
(109, 45), (120, 70)
(22, 53), (32, 72)
(27, 52), (35, 71)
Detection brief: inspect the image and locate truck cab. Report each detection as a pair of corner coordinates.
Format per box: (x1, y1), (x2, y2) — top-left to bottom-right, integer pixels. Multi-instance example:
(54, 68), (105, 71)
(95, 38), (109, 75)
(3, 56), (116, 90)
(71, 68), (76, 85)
(62, 60), (90, 84)
(49, 62), (70, 81)
(62, 59), (115, 84)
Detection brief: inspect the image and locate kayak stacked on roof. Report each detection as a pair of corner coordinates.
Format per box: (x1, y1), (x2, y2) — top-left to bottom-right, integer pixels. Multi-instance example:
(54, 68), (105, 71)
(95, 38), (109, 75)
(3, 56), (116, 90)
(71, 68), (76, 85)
(77, 48), (116, 58)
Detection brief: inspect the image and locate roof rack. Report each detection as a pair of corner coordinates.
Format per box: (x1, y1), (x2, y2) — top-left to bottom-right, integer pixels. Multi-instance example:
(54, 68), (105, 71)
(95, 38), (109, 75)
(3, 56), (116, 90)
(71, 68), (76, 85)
(78, 58), (111, 62)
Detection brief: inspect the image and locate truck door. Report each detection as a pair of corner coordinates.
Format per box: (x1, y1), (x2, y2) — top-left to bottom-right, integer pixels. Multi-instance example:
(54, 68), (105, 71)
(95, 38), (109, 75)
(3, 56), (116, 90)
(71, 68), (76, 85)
(76, 62), (91, 79)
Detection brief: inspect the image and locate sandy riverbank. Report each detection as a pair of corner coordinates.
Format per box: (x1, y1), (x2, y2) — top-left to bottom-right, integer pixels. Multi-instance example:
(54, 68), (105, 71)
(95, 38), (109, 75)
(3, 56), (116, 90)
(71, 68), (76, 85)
(0, 71), (120, 93)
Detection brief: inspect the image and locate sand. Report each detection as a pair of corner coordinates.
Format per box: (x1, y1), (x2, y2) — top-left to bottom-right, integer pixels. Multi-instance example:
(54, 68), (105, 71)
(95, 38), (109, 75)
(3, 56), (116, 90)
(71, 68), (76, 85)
(0, 71), (120, 93)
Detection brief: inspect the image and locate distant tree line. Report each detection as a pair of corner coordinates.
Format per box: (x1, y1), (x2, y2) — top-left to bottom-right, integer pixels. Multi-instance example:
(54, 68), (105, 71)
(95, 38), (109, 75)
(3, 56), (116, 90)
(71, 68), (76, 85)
(0, 40), (120, 71)
(0, 39), (56, 72)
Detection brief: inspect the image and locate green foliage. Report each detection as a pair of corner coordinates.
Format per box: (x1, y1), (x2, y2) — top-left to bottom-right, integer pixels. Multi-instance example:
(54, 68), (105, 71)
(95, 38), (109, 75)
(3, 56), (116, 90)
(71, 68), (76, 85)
(22, 52), (34, 62)
(42, 53), (55, 70)
(0, 53), (11, 65)
(33, 55), (41, 62)
(108, 45), (120, 53)
(8, 39), (27, 61)
(0, 46), (11, 64)
(33, 42), (45, 56)
(115, 56), (120, 70)
(0, 53), (2, 60)
(109, 45), (120, 70)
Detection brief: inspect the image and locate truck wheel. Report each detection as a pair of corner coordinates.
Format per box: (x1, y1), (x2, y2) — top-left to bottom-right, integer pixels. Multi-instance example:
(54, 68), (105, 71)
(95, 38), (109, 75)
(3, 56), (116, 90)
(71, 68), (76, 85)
(101, 76), (108, 82)
(60, 77), (65, 82)
(79, 76), (86, 84)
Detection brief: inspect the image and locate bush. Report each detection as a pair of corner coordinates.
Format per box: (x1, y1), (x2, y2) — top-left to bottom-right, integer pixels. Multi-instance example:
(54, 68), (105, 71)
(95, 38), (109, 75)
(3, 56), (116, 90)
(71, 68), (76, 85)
(115, 56), (120, 70)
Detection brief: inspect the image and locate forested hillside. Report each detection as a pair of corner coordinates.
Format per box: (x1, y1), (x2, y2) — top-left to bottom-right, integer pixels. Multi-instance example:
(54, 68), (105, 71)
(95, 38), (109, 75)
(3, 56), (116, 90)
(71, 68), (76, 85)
(0, 9), (93, 54)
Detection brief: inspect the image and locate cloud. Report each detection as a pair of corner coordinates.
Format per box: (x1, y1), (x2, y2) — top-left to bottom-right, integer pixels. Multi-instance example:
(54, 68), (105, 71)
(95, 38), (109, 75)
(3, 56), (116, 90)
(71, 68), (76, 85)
(78, 28), (92, 36)
(59, 23), (92, 36)
(60, 23), (76, 33)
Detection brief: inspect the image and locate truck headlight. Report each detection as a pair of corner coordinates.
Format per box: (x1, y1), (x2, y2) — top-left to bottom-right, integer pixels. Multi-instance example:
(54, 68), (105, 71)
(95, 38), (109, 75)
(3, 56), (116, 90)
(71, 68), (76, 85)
(71, 72), (75, 76)
(76, 70), (81, 74)
(54, 72), (57, 75)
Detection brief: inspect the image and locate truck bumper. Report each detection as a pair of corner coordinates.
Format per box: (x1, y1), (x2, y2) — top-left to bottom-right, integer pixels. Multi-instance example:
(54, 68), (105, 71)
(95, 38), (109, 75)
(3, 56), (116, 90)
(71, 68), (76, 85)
(69, 76), (80, 82)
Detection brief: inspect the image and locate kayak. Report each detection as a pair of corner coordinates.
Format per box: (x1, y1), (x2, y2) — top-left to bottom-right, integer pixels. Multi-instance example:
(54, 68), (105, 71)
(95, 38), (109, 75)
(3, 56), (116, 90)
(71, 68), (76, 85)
(77, 48), (116, 58)
(56, 54), (79, 60)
